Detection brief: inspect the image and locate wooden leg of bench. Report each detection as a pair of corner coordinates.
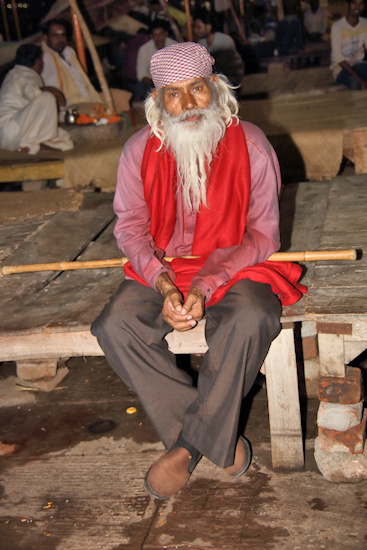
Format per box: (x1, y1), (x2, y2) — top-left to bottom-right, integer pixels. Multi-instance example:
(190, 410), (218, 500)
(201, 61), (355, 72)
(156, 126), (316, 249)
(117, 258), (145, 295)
(264, 328), (304, 471)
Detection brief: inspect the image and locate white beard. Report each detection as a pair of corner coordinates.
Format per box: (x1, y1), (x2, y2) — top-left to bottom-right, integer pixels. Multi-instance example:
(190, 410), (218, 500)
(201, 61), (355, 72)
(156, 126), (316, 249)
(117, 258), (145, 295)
(159, 101), (227, 213)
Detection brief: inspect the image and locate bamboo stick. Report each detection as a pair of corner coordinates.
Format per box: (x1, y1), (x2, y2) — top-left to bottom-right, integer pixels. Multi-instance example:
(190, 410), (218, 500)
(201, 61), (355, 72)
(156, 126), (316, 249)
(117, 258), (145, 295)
(11, 0), (21, 41)
(71, 9), (88, 72)
(277, 0), (284, 21)
(227, 0), (247, 41)
(183, 0), (193, 42)
(67, 0), (114, 113)
(1, 0), (11, 41)
(0, 250), (357, 276)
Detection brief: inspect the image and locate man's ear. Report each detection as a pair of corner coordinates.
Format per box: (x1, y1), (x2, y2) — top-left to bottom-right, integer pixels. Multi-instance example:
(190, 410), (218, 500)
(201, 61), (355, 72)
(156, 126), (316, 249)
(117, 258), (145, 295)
(210, 75), (218, 83)
(152, 89), (158, 101)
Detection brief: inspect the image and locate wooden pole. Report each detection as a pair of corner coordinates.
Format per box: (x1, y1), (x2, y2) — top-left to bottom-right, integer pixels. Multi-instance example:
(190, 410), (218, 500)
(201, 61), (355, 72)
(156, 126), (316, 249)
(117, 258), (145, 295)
(183, 0), (193, 41)
(277, 0), (284, 21)
(0, 250), (358, 276)
(11, 0), (21, 41)
(1, 0), (11, 41)
(227, 0), (247, 41)
(71, 9), (88, 72)
(67, 0), (114, 113)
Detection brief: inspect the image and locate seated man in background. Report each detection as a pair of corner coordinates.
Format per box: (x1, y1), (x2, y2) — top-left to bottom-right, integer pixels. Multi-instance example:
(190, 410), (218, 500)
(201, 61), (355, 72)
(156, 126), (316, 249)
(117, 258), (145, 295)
(91, 42), (305, 499)
(0, 44), (73, 155)
(303, 0), (328, 43)
(136, 20), (177, 95)
(194, 12), (244, 85)
(41, 18), (131, 115)
(274, 0), (304, 58)
(41, 18), (101, 106)
(331, 0), (367, 90)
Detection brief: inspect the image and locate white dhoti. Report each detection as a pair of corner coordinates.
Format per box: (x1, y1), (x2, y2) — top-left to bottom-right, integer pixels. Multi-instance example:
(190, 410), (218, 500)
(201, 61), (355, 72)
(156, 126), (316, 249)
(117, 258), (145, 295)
(2, 92), (73, 155)
(0, 64), (73, 155)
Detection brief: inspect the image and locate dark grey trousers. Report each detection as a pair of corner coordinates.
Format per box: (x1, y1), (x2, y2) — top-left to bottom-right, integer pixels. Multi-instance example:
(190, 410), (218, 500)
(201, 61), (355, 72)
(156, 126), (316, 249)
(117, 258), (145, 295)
(91, 279), (281, 468)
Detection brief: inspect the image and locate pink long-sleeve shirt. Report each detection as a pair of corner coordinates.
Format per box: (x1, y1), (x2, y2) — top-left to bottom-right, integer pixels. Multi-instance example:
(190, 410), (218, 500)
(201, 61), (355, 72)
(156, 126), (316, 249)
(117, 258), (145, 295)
(113, 120), (281, 302)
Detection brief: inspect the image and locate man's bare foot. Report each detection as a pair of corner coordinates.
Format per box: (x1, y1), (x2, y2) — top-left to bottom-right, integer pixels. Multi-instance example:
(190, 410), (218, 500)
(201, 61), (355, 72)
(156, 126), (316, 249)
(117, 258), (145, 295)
(20, 147), (30, 154)
(39, 143), (57, 153)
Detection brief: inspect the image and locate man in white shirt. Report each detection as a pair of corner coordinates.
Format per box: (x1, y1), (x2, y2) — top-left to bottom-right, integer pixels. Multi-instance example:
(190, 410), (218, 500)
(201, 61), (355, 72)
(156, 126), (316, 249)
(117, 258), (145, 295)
(331, 0), (367, 89)
(0, 44), (73, 154)
(304, 0), (328, 42)
(194, 12), (244, 85)
(136, 20), (177, 90)
(41, 18), (101, 106)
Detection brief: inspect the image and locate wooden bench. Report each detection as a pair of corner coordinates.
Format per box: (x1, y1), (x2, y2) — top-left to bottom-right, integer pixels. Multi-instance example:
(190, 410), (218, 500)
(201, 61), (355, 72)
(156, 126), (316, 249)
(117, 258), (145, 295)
(0, 308), (305, 472)
(5, 176), (364, 475)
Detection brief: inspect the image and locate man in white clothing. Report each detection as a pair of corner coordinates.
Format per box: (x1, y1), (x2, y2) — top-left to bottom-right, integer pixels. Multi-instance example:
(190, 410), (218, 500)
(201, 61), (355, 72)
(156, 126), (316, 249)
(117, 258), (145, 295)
(136, 20), (177, 91)
(331, 0), (367, 89)
(304, 0), (328, 43)
(41, 18), (101, 106)
(194, 12), (244, 85)
(0, 44), (73, 155)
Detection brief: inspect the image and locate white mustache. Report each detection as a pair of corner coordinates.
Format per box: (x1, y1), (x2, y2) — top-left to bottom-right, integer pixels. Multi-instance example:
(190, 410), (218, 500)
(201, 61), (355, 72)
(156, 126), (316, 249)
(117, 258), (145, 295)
(176, 109), (208, 122)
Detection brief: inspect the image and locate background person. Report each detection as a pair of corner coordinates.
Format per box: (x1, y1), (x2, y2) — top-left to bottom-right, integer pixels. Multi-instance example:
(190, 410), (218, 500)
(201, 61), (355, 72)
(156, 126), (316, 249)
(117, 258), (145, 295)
(331, 0), (367, 89)
(136, 20), (177, 92)
(194, 12), (244, 85)
(0, 43), (73, 155)
(303, 0), (328, 43)
(41, 18), (101, 106)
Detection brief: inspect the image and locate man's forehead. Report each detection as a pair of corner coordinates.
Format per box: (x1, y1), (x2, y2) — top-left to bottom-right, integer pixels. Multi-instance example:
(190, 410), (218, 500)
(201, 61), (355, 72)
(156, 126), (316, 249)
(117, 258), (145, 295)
(49, 24), (66, 35)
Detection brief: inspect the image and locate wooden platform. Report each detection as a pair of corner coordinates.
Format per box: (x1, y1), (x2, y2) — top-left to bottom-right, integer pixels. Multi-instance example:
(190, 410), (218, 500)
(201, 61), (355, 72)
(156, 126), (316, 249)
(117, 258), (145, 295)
(0, 120), (140, 190)
(0, 174), (366, 472)
(1, 174), (365, 366)
(2, 89), (367, 190)
(240, 89), (367, 182)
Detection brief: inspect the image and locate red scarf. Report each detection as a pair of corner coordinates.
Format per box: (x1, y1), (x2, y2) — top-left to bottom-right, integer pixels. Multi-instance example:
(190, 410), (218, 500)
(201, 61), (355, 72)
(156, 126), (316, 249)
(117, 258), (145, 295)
(124, 123), (306, 307)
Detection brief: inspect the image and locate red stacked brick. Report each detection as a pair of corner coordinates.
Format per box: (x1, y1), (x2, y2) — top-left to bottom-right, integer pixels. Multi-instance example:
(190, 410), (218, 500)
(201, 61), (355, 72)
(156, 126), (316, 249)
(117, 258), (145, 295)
(318, 367), (366, 454)
(319, 367), (363, 405)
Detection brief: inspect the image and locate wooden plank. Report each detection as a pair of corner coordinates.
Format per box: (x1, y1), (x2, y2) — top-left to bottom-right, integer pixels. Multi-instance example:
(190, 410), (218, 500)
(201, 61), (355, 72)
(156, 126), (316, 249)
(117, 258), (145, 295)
(311, 263), (366, 288)
(0, 220), (123, 332)
(306, 287), (367, 316)
(318, 333), (346, 377)
(263, 328), (304, 470)
(166, 320), (208, 354)
(0, 193), (115, 319)
(0, 330), (103, 362)
(279, 181), (331, 253)
(0, 218), (47, 261)
(0, 159), (64, 182)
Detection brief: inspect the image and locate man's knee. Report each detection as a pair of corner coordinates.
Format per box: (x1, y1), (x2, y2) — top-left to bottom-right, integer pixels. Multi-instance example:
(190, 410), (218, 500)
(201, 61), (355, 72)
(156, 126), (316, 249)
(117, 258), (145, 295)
(213, 281), (282, 339)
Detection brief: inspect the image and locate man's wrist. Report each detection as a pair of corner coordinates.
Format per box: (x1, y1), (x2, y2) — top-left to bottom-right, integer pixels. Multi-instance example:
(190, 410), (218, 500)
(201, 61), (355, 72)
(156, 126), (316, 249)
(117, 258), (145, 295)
(156, 272), (178, 297)
(188, 286), (206, 303)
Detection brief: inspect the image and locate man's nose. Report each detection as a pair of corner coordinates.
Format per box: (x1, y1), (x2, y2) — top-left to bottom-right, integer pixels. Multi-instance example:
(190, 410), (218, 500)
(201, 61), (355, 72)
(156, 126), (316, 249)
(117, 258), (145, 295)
(181, 91), (196, 110)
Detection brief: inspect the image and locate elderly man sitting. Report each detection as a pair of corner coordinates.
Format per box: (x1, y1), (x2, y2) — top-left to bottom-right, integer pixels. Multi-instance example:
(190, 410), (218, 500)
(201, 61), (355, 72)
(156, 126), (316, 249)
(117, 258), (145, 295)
(0, 43), (73, 155)
(92, 42), (305, 499)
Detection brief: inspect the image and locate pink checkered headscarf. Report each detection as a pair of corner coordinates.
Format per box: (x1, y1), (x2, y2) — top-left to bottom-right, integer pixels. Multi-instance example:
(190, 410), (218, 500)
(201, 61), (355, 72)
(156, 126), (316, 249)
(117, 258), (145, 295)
(150, 42), (215, 90)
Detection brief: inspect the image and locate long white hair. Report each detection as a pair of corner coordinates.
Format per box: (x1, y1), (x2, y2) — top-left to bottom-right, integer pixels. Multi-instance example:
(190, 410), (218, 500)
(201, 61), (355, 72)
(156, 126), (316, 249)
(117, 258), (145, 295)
(144, 75), (240, 213)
